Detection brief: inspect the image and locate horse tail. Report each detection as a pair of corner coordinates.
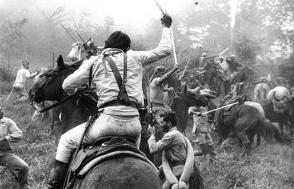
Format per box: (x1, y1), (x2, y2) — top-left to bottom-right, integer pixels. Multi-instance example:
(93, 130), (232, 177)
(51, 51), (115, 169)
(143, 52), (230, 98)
(258, 118), (283, 143)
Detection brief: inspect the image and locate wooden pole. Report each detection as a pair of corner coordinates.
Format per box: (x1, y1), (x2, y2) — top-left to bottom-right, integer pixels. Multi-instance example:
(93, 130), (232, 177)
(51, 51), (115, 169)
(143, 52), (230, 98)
(7, 48), (10, 73)
(52, 52), (55, 68)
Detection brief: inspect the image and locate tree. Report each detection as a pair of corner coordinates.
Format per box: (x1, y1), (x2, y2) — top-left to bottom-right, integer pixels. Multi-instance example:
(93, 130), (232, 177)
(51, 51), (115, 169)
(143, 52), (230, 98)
(233, 34), (261, 65)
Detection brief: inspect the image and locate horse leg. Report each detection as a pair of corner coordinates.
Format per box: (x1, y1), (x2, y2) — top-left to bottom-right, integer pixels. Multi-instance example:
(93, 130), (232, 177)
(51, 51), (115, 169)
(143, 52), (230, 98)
(256, 132), (261, 146)
(236, 131), (250, 156)
(246, 132), (255, 154)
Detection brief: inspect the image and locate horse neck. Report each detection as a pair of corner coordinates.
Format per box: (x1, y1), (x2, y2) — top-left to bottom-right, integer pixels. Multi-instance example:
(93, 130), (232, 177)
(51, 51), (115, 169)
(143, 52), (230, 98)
(60, 98), (89, 133)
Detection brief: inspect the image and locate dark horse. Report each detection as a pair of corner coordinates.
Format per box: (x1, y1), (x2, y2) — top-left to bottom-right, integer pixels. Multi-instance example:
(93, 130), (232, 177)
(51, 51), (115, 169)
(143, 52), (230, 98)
(171, 91), (208, 139)
(231, 66), (256, 97)
(29, 55), (161, 189)
(214, 100), (282, 155)
(260, 97), (294, 136)
(29, 56), (95, 134)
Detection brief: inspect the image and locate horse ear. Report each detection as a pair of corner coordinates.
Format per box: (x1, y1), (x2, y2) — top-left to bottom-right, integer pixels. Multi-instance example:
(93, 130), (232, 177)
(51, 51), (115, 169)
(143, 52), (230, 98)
(57, 55), (65, 69)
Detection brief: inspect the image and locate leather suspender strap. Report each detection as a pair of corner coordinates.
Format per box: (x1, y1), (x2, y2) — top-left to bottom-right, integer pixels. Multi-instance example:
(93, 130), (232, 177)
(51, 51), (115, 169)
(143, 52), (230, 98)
(89, 65), (93, 89)
(105, 53), (130, 105)
(122, 54), (127, 86)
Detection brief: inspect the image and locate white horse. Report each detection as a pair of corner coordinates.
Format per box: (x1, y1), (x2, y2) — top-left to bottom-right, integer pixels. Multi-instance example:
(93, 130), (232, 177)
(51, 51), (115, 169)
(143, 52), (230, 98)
(253, 82), (270, 102)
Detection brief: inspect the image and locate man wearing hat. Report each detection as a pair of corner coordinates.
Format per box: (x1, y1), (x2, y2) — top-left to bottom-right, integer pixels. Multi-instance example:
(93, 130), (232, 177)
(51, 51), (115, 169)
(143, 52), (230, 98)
(199, 52), (207, 68)
(150, 64), (179, 125)
(188, 104), (216, 161)
(227, 54), (242, 74)
(13, 61), (38, 102)
(0, 107), (29, 189)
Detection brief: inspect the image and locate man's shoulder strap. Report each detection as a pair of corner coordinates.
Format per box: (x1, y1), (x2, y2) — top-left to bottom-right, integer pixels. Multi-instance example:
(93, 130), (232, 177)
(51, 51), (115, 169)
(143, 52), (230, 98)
(104, 54), (127, 90)
(104, 54), (130, 104)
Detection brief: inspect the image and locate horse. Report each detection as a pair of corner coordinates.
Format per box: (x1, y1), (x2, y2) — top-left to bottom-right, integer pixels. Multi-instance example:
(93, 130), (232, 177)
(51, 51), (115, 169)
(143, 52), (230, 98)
(171, 90), (208, 139)
(260, 96), (294, 136)
(230, 66), (256, 97)
(29, 55), (96, 134)
(214, 98), (282, 155)
(253, 82), (270, 102)
(68, 136), (161, 189)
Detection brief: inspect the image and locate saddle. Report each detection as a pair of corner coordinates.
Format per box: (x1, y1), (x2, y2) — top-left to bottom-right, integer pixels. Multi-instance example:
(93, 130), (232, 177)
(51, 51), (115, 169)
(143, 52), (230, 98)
(65, 136), (157, 188)
(221, 95), (250, 112)
(216, 96), (244, 129)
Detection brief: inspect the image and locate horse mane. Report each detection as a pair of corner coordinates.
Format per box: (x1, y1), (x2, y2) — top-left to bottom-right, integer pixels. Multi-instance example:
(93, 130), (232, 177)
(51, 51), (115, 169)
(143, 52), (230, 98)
(40, 60), (83, 78)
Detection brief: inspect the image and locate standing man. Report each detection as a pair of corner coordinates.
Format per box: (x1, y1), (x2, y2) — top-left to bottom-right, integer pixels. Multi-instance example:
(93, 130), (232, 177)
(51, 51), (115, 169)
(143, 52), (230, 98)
(47, 14), (173, 189)
(199, 52), (207, 68)
(227, 54), (242, 74)
(188, 106), (216, 161)
(0, 107), (29, 189)
(13, 61), (38, 102)
(150, 65), (178, 125)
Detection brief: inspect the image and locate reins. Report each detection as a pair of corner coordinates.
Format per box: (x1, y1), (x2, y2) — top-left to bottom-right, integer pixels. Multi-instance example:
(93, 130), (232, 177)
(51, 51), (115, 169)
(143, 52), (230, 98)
(39, 59), (95, 113)
(40, 93), (77, 113)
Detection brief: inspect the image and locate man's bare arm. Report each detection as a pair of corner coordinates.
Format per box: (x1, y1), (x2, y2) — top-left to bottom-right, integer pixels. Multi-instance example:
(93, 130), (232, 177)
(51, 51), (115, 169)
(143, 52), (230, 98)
(158, 65), (179, 85)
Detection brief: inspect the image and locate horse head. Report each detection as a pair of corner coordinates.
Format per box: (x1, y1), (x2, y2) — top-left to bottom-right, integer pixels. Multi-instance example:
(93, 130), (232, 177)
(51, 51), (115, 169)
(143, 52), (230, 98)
(182, 91), (209, 107)
(29, 55), (82, 103)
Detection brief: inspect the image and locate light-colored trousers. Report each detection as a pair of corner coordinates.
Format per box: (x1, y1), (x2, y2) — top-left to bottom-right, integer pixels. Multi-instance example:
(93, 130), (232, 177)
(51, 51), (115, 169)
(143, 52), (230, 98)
(0, 153), (29, 186)
(56, 113), (142, 163)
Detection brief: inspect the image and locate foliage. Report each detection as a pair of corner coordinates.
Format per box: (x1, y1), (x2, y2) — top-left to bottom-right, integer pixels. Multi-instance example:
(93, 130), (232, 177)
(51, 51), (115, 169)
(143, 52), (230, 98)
(0, 66), (14, 82)
(233, 34), (261, 65)
(0, 79), (293, 188)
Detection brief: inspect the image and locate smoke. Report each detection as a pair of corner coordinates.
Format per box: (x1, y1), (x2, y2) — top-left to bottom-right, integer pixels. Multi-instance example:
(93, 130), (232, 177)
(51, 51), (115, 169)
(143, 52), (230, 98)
(230, 0), (238, 49)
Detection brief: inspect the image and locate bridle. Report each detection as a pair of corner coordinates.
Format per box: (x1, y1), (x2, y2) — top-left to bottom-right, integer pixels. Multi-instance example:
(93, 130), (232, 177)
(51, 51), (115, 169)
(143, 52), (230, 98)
(36, 63), (96, 113)
(30, 66), (78, 112)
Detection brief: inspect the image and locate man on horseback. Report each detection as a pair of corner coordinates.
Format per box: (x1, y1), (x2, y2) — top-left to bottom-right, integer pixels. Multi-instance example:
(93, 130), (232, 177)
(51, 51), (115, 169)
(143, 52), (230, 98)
(150, 65), (179, 125)
(12, 61), (38, 102)
(226, 54), (242, 74)
(218, 55), (243, 97)
(0, 107), (29, 189)
(199, 52), (207, 68)
(47, 14), (173, 189)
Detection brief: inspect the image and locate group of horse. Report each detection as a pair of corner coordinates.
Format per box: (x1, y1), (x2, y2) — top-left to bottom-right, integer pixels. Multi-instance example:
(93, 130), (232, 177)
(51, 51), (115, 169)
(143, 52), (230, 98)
(28, 55), (291, 188)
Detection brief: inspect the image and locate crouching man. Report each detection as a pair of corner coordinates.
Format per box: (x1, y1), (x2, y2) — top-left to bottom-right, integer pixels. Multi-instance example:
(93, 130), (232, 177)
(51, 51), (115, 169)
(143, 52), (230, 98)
(0, 107), (29, 189)
(148, 111), (202, 189)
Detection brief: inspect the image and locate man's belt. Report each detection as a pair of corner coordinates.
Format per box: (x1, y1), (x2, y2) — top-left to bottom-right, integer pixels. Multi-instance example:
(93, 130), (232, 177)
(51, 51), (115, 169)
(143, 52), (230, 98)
(171, 161), (185, 167)
(151, 102), (164, 107)
(100, 100), (138, 110)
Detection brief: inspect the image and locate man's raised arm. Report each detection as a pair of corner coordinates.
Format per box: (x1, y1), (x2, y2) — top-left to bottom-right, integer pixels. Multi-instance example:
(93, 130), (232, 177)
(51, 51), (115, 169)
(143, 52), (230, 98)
(136, 14), (173, 66)
(158, 64), (179, 85)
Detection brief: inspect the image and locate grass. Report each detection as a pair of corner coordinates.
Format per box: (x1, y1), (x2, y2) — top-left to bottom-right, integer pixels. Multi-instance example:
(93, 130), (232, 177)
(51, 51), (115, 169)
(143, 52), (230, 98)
(0, 79), (293, 189)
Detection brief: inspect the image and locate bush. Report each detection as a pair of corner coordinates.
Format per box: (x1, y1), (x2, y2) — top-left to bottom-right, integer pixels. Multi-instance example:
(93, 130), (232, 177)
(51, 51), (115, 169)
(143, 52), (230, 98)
(0, 66), (14, 82)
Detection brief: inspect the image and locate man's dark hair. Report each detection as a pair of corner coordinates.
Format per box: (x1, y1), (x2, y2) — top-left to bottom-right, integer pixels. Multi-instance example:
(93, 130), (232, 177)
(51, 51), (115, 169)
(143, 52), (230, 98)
(104, 31), (131, 53)
(162, 111), (177, 126)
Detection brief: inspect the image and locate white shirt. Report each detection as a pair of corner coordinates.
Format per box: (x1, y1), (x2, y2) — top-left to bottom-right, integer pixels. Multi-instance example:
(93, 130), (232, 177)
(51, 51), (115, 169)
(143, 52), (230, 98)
(62, 28), (172, 116)
(13, 66), (31, 88)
